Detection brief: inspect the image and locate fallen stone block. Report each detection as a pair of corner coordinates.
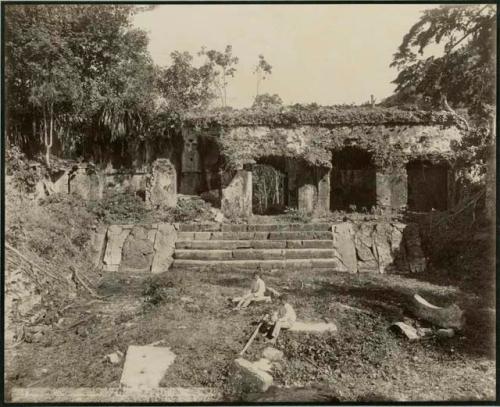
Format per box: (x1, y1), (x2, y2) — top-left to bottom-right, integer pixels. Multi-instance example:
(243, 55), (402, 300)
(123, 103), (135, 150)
(253, 358), (273, 372)
(391, 322), (419, 340)
(104, 350), (124, 365)
(411, 294), (464, 329)
(289, 321), (338, 333)
(230, 358), (273, 394)
(120, 345), (176, 388)
(262, 347), (284, 362)
(416, 327), (433, 337)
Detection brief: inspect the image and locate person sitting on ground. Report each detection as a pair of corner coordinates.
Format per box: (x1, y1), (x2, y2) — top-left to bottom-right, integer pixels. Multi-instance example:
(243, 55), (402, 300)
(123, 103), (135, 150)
(266, 294), (297, 343)
(234, 272), (267, 309)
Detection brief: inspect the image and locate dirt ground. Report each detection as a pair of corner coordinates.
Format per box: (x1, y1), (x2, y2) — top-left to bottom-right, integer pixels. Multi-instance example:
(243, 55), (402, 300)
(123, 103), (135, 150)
(6, 267), (495, 402)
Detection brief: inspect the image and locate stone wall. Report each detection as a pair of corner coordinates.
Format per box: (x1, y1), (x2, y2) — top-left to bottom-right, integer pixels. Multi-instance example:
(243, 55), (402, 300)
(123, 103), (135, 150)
(332, 221), (426, 273)
(101, 223), (178, 273)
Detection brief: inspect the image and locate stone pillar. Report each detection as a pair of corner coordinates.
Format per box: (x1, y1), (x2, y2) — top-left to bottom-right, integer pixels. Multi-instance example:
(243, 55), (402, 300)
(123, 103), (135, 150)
(285, 159), (298, 208)
(146, 158), (177, 209)
(314, 168), (331, 215)
(180, 128), (202, 194)
(390, 168), (408, 211)
(297, 164), (316, 214)
(375, 171), (392, 211)
(221, 169), (252, 218)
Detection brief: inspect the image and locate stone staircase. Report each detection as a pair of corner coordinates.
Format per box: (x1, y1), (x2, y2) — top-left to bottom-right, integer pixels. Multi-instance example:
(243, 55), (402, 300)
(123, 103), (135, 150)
(171, 223), (344, 271)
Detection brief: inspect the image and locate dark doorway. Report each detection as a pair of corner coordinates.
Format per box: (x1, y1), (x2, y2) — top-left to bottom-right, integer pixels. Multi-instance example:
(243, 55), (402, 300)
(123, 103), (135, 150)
(252, 157), (288, 215)
(330, 147), (376, 211)
(407, 160), (448, 211)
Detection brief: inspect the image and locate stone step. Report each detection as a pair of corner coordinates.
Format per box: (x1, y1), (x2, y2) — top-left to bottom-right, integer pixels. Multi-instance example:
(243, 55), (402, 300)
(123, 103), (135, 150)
(178, 223), (332, 232)
(174, 249), (338, 261)
(175, 240), (333, 250)
(177, 231), (333, 241)
(171, 258), (344, 271)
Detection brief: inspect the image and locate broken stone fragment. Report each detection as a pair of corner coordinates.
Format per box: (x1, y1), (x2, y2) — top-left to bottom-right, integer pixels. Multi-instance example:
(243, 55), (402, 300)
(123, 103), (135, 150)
(416, 327), (433, 337)
(391, 322), (419, 340)
(104, 350), (124, 365)
(262, 347), (284, 362)
(230, 358), (273, 394)
(410, 294), (464, 330)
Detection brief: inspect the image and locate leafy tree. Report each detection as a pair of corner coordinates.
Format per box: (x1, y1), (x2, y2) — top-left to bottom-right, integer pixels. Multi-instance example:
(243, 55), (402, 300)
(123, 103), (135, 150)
(5, 4), (157, 164)
(390, 4), (496, 117)
(199, 45), (239, 108)
(158, 51), (216, 112)
(254, 54), (273, 97)
(252, 93), (283, 110)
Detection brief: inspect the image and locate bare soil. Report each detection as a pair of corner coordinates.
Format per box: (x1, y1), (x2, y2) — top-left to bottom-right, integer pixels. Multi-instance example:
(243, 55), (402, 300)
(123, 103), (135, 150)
(6, 267), (495, 402)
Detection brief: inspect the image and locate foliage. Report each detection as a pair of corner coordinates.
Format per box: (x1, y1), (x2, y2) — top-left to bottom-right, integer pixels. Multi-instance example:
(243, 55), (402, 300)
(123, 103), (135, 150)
(158, 51), (216, 112)
(254, 54), (273, 97)
(389, 5), (496, 115)
(199, 45), (239, 108)
(282, 208), (312, 223)
(5, 4), (158, 161)
(252, 93), (283, 110)
(158, 196), (216, 223)
(185, 104), (457, 128)
(142, 276), (174, 306)
(87, 191), (153, 224)
(252, 164), (287, 215)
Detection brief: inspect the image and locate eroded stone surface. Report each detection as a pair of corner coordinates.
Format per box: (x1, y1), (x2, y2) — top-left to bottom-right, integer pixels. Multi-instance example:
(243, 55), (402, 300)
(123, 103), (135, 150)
(332, 223), (357, 273)
(411, 294), (463, 329)
(151, 223), (177, 274)
(230, 358), (273, 394)
(103, 226), (131, 271)
(289, 321), (338, 333)
(221, 170), (252, 218)
(146, 159), (177, 209)
(391, 322), (419, 340)
(120, 226), (155, 271)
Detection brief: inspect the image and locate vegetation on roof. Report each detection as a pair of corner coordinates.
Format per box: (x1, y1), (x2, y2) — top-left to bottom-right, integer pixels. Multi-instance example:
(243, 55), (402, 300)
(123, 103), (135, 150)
(216, 123), (462, 171)
(184, 105), (458, 128)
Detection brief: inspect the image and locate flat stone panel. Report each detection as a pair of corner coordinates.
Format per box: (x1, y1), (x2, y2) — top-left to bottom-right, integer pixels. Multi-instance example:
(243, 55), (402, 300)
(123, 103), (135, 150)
(151, 223), (177, 274)
(120, 345), (176, 388)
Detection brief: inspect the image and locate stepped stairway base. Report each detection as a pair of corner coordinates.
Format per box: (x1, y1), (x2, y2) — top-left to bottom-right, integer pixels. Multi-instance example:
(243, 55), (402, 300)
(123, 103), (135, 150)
(171, 223), (342, 272)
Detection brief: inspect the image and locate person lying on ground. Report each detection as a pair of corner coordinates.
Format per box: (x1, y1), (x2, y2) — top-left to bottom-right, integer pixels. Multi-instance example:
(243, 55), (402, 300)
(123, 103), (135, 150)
(234, 272), (268, 309)
(266, 294), (297, 343)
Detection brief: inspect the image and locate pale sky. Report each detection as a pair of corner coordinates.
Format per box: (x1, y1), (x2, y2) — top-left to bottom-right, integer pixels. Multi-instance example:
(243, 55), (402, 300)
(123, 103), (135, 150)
(133, 4), (441, 108)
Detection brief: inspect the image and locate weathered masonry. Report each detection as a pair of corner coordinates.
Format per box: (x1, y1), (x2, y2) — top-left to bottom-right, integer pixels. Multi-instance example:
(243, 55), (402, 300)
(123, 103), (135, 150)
(180, 107), (463, 217)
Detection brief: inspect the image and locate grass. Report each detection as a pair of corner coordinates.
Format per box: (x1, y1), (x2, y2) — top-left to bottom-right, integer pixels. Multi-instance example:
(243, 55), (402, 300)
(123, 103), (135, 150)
(6, 267), (495, 402)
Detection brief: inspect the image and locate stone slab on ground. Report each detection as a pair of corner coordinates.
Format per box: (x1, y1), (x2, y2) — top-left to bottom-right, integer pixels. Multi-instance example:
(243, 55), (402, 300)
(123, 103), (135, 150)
(10, 387), (221, 402)
(289, 321), (338, 333)
(230, 358), (273, 394)
(391, 322), (419, 340)
(120, 345), (176, 388)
